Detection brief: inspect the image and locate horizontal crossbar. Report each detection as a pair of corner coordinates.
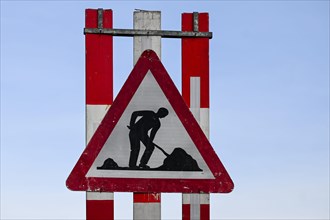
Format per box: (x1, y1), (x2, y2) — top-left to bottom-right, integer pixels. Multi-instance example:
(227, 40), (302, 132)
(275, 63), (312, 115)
(84, 28), (212, 39)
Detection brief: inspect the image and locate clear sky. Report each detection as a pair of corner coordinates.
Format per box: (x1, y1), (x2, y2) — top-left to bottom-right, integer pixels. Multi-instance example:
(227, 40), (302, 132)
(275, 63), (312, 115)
(1, 1), (329, 219)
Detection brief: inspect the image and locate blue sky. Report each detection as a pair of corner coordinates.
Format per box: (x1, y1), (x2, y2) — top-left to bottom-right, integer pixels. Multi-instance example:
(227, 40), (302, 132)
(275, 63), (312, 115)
(1, 1), (329, 219)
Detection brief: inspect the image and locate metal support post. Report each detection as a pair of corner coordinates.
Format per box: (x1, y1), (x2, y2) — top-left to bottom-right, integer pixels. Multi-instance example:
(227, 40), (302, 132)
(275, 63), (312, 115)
(85, 8), (114, 220)
(182, 12), (210, 220)
(133, 10), (162, 220)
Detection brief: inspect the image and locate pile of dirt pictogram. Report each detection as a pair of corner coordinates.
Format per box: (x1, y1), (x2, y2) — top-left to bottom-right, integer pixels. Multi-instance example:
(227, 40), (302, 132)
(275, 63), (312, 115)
(97, 158), (119, 170)
(154, 148), (202, 171)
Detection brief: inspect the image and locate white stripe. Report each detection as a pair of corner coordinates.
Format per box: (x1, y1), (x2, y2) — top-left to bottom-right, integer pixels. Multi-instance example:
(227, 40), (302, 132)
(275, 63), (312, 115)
(86, 104), (110, 143)
(133, 203), (161, 219)
(199, 193), (210, 205)
(200, 108), (209, 139)
(86, 105), (113, 204)
(182, 194), (190, 204)
(190, 77), (201, 123)
(86, 191), (114, 200)
(188, 79), (202, 219)
(190, 194), (200, 220)
(185, 78), (210, 218)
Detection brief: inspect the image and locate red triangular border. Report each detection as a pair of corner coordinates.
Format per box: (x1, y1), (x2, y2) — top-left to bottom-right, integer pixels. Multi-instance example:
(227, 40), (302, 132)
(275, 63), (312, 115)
(66, 50), (234, 193)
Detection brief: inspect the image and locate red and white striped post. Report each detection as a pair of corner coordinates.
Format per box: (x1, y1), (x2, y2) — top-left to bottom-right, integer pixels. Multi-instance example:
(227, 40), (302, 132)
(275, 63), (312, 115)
(133, 10), (162, 220)
(182, 12), (210, 220)
(85, 8), (114, 220)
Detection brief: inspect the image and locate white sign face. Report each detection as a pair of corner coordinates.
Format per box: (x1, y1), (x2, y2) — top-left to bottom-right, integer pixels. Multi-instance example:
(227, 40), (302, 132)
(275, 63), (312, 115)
(86, 71), (214, 179)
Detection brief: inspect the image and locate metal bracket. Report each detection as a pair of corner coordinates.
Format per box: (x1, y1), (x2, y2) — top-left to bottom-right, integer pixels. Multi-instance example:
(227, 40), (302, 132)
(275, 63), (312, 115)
(193, 12), (199, 32)
(97, 8), (103, 29)
(84, 28), (212, 38)
(88, 10), (212, 39)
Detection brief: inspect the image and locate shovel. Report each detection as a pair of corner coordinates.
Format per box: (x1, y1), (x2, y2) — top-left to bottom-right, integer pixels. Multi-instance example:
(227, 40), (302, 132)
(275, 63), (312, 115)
(153, 143), (170, 157)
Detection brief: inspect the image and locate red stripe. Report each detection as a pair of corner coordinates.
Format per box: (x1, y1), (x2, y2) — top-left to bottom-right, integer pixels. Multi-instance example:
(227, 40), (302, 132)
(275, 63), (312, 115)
(200, 204), (210, 220)
(133, 192), (161, 203)
(182, 13), (209, 108)
(86, 9), (113, 105)
(86, 200), (114, 220)
(182, 204), (190, 220)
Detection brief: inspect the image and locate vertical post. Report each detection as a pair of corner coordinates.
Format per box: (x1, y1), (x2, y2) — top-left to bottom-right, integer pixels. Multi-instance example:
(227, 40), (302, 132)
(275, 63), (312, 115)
(133, 10), (162, 220)
(85, 8), (114, 220)
(181, 12), (210, 220)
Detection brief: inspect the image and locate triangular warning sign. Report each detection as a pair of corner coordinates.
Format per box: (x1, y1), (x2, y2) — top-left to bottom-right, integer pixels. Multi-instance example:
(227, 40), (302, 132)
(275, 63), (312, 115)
(66, 50), (234, 193)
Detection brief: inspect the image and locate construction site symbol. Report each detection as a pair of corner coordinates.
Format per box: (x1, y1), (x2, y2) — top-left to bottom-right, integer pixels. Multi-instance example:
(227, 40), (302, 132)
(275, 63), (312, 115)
(66, 50), (234, 193)
(97, 108), (203, 171)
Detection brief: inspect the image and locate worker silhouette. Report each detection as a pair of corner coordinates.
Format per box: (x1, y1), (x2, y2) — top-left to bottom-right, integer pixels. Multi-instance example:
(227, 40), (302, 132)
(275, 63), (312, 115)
(127, 107), (169, 169)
